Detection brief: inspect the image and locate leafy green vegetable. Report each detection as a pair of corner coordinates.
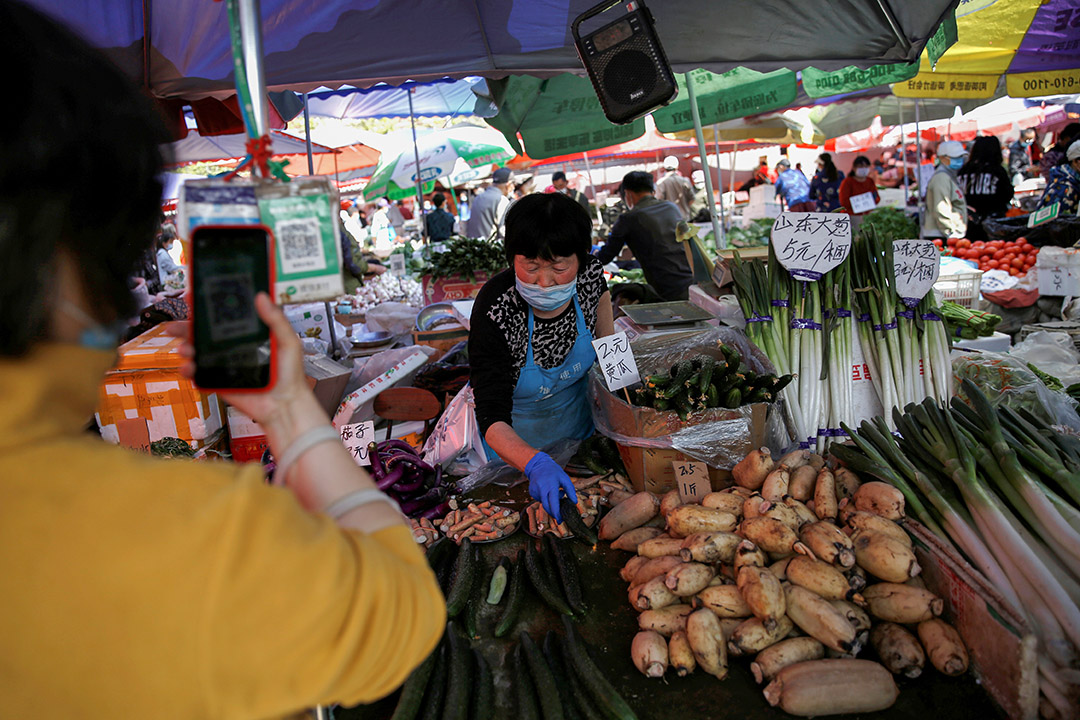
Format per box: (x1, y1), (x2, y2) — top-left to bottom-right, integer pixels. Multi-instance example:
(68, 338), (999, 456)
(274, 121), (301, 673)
(858, 207), (919, 244)
(726, 218), (773, 248)
(150, 437), (195, 458)
(425, 236), (507, 282)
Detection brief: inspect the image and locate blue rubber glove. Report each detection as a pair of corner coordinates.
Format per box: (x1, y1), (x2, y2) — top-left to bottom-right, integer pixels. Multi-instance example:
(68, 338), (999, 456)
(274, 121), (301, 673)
(524, 451), (579, 524)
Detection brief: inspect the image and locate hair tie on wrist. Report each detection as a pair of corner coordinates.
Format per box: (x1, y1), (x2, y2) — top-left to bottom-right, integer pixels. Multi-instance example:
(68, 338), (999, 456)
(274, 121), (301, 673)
(272, 425), (341, 486)
(324, 489), (402, 520)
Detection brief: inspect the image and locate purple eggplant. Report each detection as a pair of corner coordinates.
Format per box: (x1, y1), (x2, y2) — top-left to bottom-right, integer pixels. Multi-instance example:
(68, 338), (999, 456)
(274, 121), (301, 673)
(420, 500), (454, 520)
(432, 464), (443, 488)
(368, 441), (385, 480)
(400, 490), (448, 517)
(386, 453), (434, 473)
(375, 464), (405, 491)
(392, 472), (427, 494)
(377, 438), (420, 456)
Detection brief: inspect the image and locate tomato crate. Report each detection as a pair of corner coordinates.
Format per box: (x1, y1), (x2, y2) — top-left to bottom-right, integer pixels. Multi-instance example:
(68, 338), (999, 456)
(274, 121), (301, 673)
(933, 270), (982, 309)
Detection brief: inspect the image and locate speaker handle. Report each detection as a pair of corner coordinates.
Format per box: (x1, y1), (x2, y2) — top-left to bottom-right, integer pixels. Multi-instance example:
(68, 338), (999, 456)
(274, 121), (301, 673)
(571, 0), (628, 44)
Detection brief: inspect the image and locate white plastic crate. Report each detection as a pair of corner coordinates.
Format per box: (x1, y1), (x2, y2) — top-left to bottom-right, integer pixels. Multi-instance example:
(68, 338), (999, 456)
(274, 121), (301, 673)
(933, 270), (982, 308)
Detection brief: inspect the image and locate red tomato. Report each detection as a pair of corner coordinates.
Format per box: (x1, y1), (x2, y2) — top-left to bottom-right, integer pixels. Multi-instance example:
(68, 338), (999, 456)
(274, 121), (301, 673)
(946, 237), (959, 247)
(1031, 247), (1040, 254)
(1022, 243), (1034, 253)
(993, 249), (1006, 260)
(1009, 268), (1020, 276)
(987, 260), (1000, 269)
(988, 241), (1003, 251)
(957, 239), (971, 250)
(932, 238), (944, 249)
(1011, 257), (1025, 269)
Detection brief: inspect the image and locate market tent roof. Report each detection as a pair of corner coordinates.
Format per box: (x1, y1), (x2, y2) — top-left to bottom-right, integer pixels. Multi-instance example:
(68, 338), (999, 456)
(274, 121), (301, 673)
(893, 0), (1080, 100)
(28, 0), (961, 100)
(301, 78), (495, 120)
(163, 129), (334, 166)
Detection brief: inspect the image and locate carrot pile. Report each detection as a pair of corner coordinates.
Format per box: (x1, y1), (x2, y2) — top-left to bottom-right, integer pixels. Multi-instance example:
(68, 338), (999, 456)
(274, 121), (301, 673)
(438, 501), (522, 543)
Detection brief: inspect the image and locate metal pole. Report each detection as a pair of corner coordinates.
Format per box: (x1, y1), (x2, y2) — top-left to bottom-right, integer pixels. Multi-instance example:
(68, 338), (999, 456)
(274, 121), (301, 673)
(407, 89), (428, 241)
(685, 72), (723, 249)
(713, 123), (726, 247)
(581, 150), (601, 225)
(237, 0), (269, 138)
(898, 98), (909, 205)
(302, 92), (315, 176)
(729, 141), (739, 197)
(915, 99), (924, 223)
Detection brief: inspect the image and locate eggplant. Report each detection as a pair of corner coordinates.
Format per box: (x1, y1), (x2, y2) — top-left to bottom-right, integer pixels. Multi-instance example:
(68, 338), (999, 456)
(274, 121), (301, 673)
(378, 438), (420, 456)
(393, 472), (428, 494)
(368, 441), (385, 479)
(376, 465), (406, 491)
(387, 453), (435, 473)
(422, 501), (454, 520)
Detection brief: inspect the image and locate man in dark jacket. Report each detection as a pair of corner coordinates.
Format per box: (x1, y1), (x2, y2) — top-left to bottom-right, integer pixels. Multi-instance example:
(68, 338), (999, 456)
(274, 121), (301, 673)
(596, 171), (693, 301)
(1008, 128), (1042, 183)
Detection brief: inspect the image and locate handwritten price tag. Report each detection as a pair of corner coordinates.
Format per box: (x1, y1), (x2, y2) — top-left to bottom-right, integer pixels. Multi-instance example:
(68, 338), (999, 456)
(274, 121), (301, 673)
(771, 212), (852, 281)
(672, 460), (710, 503)
(339, 421), (375, 466)
(389, 253), (406, 276)
(431, 243), (448, 254)
(1038, 266), (1080, 296)
(1029, 202), (1060, 228)
(591, 331), (641, 392)
(893, 239), (940, 307)
(850, 191), (877, 214)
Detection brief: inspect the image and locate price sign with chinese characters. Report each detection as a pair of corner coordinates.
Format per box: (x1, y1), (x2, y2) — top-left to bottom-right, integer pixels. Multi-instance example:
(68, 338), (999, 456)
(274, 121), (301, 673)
(431, 243), (448, 254)
(672, 460), (710, 503)
(339, 421), (375, 466)
(389, 253), (406, 276)
(1038, 265), (1080, 297)
(1028, 202), (1060, 228)
(770, 213), (852, 281)
(849, 191), (877, 214)
(892, 239), (940, 306)
(591, 331), (641, 392)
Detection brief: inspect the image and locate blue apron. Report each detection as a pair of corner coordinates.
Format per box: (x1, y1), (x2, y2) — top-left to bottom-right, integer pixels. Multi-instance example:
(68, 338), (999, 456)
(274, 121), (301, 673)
(484, 296), (596, 460)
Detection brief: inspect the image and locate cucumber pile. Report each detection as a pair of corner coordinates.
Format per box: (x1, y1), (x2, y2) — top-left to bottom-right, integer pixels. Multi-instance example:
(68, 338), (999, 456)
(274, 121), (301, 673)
(630, 347), (792, 420)
(576, 434), (628, 477)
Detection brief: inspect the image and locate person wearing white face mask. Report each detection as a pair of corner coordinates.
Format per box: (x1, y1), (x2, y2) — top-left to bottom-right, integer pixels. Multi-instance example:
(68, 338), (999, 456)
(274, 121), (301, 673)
(155, 226), (182, 286)
(924, 140), (969, 240)
(469, 193), (614, 523)
(838, 155), (882, 236)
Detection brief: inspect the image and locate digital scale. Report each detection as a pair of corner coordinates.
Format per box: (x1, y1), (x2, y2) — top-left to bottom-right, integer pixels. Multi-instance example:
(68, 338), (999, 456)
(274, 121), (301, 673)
(617, 301), (715, 340)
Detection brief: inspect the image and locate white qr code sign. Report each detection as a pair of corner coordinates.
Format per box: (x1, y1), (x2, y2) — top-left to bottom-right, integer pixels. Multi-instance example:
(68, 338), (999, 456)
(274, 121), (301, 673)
(277, 217), (328, 275)
(339, 421), (375, 466)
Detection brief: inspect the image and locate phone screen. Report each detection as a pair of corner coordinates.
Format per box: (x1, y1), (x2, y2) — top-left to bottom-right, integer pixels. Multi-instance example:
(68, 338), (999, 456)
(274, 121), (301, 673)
(191, 225), (272, 389)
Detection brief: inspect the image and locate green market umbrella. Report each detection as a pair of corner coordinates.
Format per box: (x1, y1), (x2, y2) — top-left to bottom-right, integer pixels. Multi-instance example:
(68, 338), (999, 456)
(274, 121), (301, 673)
(362, 126), (513, 201)
(652, 68), (799, 133)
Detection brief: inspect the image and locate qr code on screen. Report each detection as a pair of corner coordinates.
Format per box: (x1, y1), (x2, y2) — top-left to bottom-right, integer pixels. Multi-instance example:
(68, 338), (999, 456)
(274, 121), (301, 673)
(277, 217), (328, 274)
(207, 272), (258, 342)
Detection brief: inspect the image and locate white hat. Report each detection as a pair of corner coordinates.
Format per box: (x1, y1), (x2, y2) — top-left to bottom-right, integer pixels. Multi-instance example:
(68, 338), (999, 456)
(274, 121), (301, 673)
(663, 155), (679, 170)
(1067, 139), (1080, 162)
(937, 140), (967, 159)
(691, 170), (705, 185)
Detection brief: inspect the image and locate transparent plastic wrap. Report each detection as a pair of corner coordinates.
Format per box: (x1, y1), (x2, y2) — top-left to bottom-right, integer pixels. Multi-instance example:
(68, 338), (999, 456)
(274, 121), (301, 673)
(589, 327), (785, 469)
(953, 351), (1080, 430)
(1008, 331), (1080, 387)
(453, 437), (581, 494)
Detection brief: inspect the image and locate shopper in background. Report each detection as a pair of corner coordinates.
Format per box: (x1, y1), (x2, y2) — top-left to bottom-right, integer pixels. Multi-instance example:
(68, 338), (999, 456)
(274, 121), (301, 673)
(924, 140), (969, 240)
(1036, 140), (1080, 216)
(957, 135), (1014, 241)
(809, 152), (845, 212)
(425, 192), (456, 242)
(465, 167), (513, 240)
(155, 225), (182, 286)
(773, 158), (814, 212)
(839, 155), (881, 221)
(0, 4), (445, 717)
(656, 155), (695, 220)
(549, 170), (590, 212)
(689, 169), (712, 222)
(596, 171), (694, 301)
(386, 195), (406, 236)
(1039, 123), (1080, 182)
(1008, 127), (1042, 184)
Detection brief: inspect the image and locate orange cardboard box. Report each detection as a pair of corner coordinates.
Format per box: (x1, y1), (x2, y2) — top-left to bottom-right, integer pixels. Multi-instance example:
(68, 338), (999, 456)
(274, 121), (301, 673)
(95, 323), (224, 450)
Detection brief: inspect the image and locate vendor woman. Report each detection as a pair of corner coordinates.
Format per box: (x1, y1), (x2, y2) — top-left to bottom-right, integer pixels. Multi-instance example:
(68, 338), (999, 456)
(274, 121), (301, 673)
(469, 192), (614, 522)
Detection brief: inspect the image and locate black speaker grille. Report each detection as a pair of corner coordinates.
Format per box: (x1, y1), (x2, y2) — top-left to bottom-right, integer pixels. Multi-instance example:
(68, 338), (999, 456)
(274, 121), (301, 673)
(602, 49), (656, 106)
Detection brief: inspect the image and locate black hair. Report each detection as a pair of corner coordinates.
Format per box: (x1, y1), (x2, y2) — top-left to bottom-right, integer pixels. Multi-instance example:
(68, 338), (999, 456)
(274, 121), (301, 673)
(852, 155), (871, 168)
(818, 152), (838, 183)
(962, 135), (1003, 171)
(620, 171), (655, 194)
(503, 192), (592, 273)
(432, 192), (446, 208)
(552, 171), (567, 183)
(0, 1), (170, 356)
(1060, 123), (1080, 146)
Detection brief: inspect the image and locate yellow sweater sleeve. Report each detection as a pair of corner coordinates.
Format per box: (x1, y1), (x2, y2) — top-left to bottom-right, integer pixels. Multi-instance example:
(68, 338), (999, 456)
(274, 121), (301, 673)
(196, 476), (446, 717)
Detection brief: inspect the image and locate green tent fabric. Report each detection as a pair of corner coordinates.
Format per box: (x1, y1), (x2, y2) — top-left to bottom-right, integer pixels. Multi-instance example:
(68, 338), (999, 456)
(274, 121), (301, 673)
(802, 63), (920, 99)
(652, 68), (799, 133)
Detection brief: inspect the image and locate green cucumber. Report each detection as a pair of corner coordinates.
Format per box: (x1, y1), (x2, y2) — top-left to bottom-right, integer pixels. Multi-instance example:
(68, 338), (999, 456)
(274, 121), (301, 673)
(525, 540), (574, 616)
(706, 384), (720, 408)
(470, 649), (494, 720)
(560, 617), (639, 720)
(514, 643), (542, 720)
(434, 548), (456, 596)
(559, 496), (598, 547)
(582, 454), (609, 476)
(425, 536), (455, 570)
(390, 640), (441, 720)
(545, 532), (586, 615)
(697, 355), (717, 393)
(520, 632), (565, 720)
(495, 549), (527, 637)
(442, 623), (472, 720)
(670, 359), (694, 387)
(445, 538), (477, 618)
(419, 640), (449, 720)
(543, 633), (587, 720)
(772, 373), (794, 392)
(486, 557), (511, 605)
(652, 398), (670, 411)
(684, 370), (702, 390)
(744, 388), (774, 404)
(464, 551), (486, 638)
(719, 344), (739, 364)
(723, 387), (743, 408)
(645, 373), (670, 388)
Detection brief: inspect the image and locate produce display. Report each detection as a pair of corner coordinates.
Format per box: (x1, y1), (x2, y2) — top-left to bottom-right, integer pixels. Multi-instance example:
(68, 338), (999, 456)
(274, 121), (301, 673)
(368, 439), (451, 519)
(630, 350), (792, 420)
(525, 494), (602, 540)
(940, 301), (1001, 339)
(409, 517), (441, 547)
(424, 236), (506, 282)
(608, 267), (647, 285)
(832, 381), (1080, 719)
(576, 433), (630, 477)
(348, 271), (424, 310)
(437, 502), (521, 544)
(726, 218), (775, 249)
(858, 207), (919, 246)
(599, 447), (970, 717)
(150, 437), (195, 458)
(939, 235), (1039, 277)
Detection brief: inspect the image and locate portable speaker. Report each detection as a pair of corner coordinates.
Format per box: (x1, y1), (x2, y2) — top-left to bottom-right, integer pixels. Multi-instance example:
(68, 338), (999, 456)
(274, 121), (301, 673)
(572, 0), (677, 125)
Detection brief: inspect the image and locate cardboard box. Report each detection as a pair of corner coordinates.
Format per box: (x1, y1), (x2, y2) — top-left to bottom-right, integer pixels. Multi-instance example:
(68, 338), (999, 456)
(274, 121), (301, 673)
(303, 354), (352, 417)
(226, 406), (268, 463)
(412, 324), (468, 361)
(421, 272), (490, 304)
(908, 521), (1038, 720)
(96, 323), (224, 450)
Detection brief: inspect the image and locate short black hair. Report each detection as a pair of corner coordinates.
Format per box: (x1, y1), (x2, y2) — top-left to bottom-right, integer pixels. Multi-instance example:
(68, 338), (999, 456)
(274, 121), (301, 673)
(504, 192), (592, 273)
(852, 155), (871, 167)
(621, 171), (655, 194)
(552, 171), (567, 183)
(432, 193), (446, 208)
(1062, 123), (1080, 143)
(0, 1), (170, 356)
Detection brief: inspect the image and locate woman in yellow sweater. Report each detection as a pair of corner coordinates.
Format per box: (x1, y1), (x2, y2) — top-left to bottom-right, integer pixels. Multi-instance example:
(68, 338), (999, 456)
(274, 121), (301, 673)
(0, 4), (445, 718)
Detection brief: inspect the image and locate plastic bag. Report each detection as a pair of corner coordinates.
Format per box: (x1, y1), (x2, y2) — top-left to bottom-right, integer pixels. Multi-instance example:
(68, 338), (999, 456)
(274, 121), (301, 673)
(421, 384), (488, 475)
(589, 326), (785, 469)
(983, 215), (1080, 248)
(337, 344), (437, 424)
(365, 301), (420, 339)
(953, 352), (1080, 430)
(454, 437), (582, 494)
(1008, 331), (1080, 387)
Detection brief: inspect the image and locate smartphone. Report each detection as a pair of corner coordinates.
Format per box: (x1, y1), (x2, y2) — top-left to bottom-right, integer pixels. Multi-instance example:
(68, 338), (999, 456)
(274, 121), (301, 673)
(189, 224), (276, 391)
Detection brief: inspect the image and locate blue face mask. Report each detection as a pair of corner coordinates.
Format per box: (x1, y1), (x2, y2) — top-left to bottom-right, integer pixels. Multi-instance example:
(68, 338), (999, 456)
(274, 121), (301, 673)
(61, 301), (128, 351)
(515, 276), (577, 312)
(948, 157), (965, 171)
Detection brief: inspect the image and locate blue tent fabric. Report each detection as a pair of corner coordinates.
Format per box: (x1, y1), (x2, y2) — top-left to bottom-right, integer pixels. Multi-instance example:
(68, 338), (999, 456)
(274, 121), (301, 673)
(27, 0), (961, 101)
(303, 78), (494, 119)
